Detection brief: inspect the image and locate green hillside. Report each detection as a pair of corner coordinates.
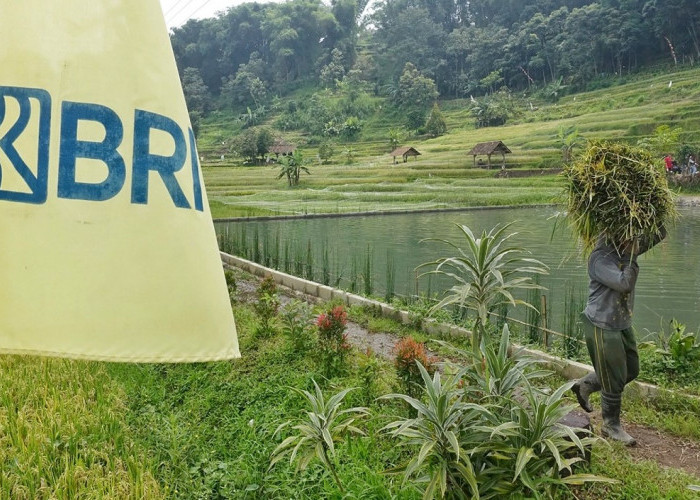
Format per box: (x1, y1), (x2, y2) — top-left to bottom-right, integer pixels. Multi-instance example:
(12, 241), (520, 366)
(200, 66), (700, 219)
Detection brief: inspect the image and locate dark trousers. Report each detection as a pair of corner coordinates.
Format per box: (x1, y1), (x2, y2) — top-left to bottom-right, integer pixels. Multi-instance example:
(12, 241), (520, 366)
(581, 314), (639, 395)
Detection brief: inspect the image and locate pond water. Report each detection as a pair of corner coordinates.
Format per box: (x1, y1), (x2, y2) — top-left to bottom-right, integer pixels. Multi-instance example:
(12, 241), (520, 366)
(216, 206), (700, 340)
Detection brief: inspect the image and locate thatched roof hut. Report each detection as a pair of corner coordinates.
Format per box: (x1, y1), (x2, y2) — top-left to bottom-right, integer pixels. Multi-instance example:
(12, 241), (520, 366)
(467, 141), (512, 169)
(269, 139), (296, 157)
(390, 146), (421, 164)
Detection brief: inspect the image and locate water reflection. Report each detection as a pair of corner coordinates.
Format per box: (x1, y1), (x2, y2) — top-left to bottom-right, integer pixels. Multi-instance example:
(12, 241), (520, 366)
(216, 207), (699, 339)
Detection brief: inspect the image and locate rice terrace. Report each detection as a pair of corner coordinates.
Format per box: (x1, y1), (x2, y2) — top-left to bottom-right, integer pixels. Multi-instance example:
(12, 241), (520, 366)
(3, 0), (700, 499)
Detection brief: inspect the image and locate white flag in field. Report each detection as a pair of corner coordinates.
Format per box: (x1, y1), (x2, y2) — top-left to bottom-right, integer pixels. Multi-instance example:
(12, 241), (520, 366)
(0, 0), (239, 361)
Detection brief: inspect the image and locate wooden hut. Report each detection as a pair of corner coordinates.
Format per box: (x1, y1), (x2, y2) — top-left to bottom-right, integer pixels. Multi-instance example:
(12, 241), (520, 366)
(467, 141), (512, 169)
(390, 146), (421, 164)
(269, 139), (296, 158)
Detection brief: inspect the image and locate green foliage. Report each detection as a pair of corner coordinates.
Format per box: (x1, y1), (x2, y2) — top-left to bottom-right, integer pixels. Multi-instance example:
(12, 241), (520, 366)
(564, 140), (678, 254)
(356, 348), (386, 405)
(557, 126), (583, 164)
(231, 126), (274, 163)
(316, 305), (351, 377)
(387, 127), (406, 152)
(280, 299), (315, 353)
(340, 116), (362, 140)
(381, 325), (610, 499)
(182, 67), (210, 136)
(254, 276), (280, 337)
(277, 150), (310, 187)
(320, 48), (346, 89)
(418, 222), (548, 354)
(469, 90), (520, 128)
(270, 380), (368, 492)
(224, 269), (237, 301)
(392, 336), (436, 398)
(637, 124), (684, 156)
(318, 141), (335, 164)
(425, 103), (447, 137)
(394, 63), (439, 129)
(639, 320), (700, 391)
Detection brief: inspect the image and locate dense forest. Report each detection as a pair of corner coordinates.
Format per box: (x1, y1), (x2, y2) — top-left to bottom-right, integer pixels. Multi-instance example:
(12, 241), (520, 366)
(171, 0), (700, 137)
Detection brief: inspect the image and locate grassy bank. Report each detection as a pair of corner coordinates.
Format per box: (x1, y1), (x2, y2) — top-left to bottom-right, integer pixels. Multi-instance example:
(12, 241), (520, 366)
(2, 268), (698, 498)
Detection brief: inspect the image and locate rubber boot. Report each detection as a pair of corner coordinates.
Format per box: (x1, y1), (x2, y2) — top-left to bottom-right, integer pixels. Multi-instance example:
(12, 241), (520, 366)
(572, 372), (601, 413)
(601, 393), (636, 446)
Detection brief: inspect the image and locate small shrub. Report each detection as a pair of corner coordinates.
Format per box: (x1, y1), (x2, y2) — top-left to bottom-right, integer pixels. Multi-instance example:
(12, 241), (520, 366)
(393, 336), (436, 398)
(270, 380), (368, 492)
(253, 276), (279, 337)
(316, 305), (351, 377)
(280, 300), (315, 353)
(639, 320), (700, 390)
(356, 348), (385, 404)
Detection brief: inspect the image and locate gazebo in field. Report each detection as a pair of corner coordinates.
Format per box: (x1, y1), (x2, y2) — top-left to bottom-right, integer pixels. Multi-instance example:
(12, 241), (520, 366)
(467, 141), (512, 169)
(269, 138), (297, 158)
(390, 146), (421, 164)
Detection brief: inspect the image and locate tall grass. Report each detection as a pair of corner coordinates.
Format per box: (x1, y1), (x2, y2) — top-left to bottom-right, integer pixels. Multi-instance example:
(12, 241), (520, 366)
(561, 283), (586, 359)
(363, 244), (373, 296)
(527, 275), (543, 345)
(0, 357), (161, 498)
(384, 251), (395, 303)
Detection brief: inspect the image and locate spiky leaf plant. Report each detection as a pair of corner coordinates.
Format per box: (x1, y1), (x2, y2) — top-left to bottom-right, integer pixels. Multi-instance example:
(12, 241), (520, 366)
(269, 380), (367, 491)
(381, 325), (615, 499)
(417, 222), (548, 355)
(563, 140), (677, 254)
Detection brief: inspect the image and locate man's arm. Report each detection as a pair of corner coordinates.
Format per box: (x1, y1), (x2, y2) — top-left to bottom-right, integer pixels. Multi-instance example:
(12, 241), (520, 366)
(589, 251), (639, 293)
(637, 226), (667, 256)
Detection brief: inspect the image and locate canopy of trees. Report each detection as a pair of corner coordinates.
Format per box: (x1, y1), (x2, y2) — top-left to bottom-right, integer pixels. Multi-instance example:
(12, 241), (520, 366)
(172, 0), (700, 124)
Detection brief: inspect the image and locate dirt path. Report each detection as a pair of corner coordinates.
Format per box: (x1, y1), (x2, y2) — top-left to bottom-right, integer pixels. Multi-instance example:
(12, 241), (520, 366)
(234, 273), (700, 480)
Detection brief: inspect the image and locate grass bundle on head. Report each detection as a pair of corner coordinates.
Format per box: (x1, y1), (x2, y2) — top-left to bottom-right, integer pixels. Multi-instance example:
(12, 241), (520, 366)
(564, 140), (677, 254)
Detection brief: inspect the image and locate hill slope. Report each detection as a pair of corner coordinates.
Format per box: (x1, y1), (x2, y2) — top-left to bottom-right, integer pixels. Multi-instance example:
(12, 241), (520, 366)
(200, 66), (700, 219)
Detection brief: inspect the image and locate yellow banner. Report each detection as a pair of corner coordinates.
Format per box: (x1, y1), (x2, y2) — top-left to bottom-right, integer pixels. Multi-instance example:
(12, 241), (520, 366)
(0, 1), (239, 361)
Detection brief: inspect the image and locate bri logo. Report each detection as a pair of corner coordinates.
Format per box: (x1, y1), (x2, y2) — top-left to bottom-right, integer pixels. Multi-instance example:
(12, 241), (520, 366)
(0, 86), (203, 211)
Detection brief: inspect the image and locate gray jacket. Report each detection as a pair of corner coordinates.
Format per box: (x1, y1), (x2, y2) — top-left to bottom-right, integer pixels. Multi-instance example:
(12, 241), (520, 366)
(583, 231), (665, 330)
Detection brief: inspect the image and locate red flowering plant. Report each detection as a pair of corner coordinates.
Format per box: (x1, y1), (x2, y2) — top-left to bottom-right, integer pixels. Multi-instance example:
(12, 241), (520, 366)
(393, 337), (437, 398)
(316, 305), (351, 377)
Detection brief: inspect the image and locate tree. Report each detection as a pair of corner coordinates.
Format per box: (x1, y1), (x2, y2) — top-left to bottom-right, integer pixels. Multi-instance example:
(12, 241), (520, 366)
(181, 67), (211, 136)
(637, 124), (684, 156)
(318, 141), (335, 164)
(395, 63), (439, 129)
(231, 127), (274, 164)
(425, 103), (447, 137)
(388, 127), (406, 152)
(277, 150), (310, 186)
(340, 116), (362, 140)
(320, 48), (346, 88)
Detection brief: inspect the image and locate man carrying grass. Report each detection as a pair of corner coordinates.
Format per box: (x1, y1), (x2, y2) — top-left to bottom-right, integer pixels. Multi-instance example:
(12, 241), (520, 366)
(564, 141), (677, 446)
(572, 229), (666, 446)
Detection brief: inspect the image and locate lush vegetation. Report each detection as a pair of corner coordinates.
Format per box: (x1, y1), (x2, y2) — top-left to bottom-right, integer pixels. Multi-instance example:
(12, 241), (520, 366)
(2, 267), (699, 498)
(174, 0), (700, 114)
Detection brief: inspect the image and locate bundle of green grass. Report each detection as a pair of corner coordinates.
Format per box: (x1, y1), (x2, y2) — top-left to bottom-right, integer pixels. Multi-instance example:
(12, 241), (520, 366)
(564, 140), (677, 253)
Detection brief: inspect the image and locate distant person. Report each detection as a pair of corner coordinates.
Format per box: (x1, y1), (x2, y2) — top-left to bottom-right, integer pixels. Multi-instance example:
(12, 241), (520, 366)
(689, 155), (697, 175)
(664, 154), (674, 173)
(572, 228), (666, 446)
